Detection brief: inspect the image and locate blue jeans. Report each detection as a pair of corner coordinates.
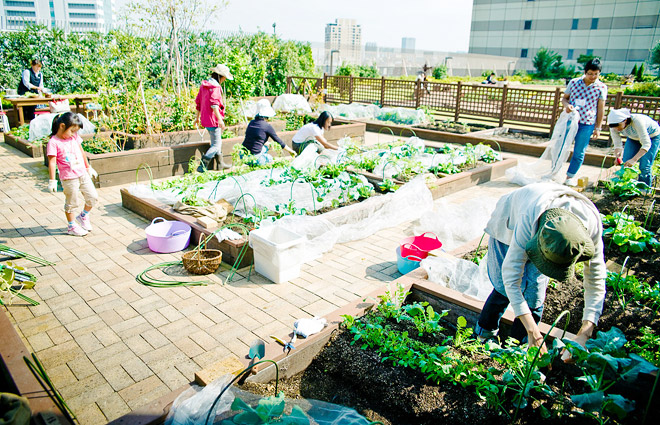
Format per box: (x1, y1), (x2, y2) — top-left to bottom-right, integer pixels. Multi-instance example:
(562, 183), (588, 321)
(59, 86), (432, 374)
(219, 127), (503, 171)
(623, 135), (660, 187)
(240, 146), (273, 166)
(567, 123), (595, 177)
(475, 237), (549, 342)
(197, 127), (223, 171)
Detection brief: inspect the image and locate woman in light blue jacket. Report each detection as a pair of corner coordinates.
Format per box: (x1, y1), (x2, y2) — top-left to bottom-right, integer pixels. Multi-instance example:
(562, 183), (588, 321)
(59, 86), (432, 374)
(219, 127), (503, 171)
(608, 108), (660, 187)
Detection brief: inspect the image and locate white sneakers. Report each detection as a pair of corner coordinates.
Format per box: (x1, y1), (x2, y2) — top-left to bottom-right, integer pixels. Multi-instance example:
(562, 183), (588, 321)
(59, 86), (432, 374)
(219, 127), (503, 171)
(564, 177), (579, 187)
(68, 212), (92, 236)
(76, 213), (93, 232)
(67, 224), (88, 236)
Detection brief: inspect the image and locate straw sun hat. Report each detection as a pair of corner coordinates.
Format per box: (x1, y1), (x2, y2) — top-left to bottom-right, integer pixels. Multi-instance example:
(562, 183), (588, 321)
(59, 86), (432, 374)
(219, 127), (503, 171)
(210, 64), (234, 80)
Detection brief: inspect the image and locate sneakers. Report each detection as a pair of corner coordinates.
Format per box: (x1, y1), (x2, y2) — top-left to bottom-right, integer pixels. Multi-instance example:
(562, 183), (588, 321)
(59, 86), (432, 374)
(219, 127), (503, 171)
(67, 224), (88, 237)
(76, 213), (93, 232)
(564, 177), (578, 187)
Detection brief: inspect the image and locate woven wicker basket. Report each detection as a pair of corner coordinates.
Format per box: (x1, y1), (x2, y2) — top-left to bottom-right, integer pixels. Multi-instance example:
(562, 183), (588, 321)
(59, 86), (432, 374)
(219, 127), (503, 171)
(182, 235), (222, 275)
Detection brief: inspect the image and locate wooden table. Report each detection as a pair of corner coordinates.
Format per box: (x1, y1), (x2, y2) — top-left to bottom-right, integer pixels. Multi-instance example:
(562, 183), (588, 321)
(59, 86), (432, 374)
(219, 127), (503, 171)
(8, 94), (97, 126)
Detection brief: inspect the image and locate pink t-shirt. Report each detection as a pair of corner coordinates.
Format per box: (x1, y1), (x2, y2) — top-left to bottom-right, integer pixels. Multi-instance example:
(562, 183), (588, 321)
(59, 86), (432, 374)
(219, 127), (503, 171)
(47, 134), (86, 180)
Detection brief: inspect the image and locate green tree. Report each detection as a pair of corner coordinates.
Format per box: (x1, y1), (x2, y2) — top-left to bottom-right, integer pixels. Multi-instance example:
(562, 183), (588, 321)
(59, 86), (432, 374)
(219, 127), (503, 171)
(636, 63), (645, 81)
(630, 64), (639, 77)
(533, 47), (563, 78)
(357, 65), (379, 78)
(335, 63), (356, 76)
(651, 40), (660, 76)
(432, 65), (447, 79)
(577, 54), (600, 71)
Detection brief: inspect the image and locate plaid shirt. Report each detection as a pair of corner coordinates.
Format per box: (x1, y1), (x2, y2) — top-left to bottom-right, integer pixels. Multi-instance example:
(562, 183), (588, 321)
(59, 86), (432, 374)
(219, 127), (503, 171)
(565, 77), (607, 125)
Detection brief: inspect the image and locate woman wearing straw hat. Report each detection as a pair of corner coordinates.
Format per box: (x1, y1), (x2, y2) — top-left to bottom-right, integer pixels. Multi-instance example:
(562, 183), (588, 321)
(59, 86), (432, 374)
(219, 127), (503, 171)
(195, 64), (233, 172)
(474, 182), (607, 356)
(608, 108), (660, 188)
(241, 99), (297, 166)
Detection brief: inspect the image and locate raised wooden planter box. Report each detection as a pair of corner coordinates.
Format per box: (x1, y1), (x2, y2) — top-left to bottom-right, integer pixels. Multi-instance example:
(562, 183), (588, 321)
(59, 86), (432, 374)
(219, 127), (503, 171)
(107, 255), (577, 425)
(82, 122), (366, 187)
(335, 118), (616, 168)
(3, 132), (41, 157)
(353, 155), (517, 200)
(120, 188), (253, 268)
(0, 309), (74, 424)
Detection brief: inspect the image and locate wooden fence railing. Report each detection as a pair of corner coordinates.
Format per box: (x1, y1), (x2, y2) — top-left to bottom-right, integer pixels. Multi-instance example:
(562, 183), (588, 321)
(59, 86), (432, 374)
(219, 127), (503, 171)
(286, 75), (660, 134)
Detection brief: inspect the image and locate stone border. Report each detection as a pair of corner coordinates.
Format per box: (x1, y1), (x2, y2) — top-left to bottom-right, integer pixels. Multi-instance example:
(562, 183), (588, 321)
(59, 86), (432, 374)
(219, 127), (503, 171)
(335, 118), (615, 168)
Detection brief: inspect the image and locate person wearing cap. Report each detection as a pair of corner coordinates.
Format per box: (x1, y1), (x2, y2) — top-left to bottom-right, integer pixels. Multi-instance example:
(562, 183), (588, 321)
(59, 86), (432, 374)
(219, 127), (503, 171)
(561, 58), (607, 187)
(475, 182), (607, 355)
(195, 64), (233, 172)
(241, 99), (296, 165)
(607, 108), (660, 187)
(291, 111), (338, 154)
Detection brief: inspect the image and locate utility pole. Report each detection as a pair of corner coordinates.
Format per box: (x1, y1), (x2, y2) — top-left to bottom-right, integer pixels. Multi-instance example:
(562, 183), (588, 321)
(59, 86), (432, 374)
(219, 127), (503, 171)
(272, 22), (276, 36)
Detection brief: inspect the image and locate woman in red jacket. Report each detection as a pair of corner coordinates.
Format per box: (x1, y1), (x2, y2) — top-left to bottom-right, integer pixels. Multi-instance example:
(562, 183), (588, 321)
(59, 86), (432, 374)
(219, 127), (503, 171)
(195, 64), (233, 172)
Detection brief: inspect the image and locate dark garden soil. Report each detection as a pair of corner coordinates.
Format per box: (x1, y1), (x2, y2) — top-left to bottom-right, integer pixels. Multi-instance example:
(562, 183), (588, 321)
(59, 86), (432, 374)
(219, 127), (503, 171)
(414, 121), (495, 134)
(239, 310), (656, 425)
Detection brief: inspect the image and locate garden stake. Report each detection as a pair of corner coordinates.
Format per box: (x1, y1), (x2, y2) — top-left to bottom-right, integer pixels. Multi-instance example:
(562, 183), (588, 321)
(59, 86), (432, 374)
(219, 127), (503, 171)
(313, 154), (333, 169)
(377, 126), (394, 144)
(592, 153), (611, 200)
(288, 178), (317, 213)
(381, 160), (402, 181)
(136, 261), (211, 287)
(24, 353), (77, 423)
(204, 359), (280, 425)
(472, 233), (486, 264)
(0, 244), (55, 266)
(512, 310), (570, 424)
(643, 200), (656, 230)
(233, 192), (257, 217)
(399, 128), (417, 138)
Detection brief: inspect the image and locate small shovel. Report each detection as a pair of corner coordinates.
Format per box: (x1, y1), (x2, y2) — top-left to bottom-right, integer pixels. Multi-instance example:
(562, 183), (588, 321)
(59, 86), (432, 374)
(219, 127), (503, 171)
(237, 339), (265, 384)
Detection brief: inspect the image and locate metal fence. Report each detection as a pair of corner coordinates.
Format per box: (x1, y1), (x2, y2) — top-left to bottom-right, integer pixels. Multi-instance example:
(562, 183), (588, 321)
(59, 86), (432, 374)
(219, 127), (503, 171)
(287, 75), (660, 134)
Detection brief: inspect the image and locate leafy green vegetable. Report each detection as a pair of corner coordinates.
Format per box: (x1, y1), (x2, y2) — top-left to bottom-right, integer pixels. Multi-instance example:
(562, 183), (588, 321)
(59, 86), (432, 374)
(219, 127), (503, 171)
(603, 166), (650, 199)
(601, 212), (660, 253)
(221, 393), (310, 425)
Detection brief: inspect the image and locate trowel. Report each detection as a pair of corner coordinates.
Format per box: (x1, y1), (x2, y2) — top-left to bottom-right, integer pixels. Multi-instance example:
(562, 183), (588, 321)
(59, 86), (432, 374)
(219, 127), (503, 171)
(237, 339), (265, 384)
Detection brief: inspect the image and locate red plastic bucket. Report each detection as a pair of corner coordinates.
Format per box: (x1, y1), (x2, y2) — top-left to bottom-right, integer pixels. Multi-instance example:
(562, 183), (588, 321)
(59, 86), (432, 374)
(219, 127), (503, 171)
(400, 232), (442, 258)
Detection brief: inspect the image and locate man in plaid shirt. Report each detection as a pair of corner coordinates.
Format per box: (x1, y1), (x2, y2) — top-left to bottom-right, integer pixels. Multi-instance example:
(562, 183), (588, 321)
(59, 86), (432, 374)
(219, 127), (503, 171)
(561, 58), (607, 187)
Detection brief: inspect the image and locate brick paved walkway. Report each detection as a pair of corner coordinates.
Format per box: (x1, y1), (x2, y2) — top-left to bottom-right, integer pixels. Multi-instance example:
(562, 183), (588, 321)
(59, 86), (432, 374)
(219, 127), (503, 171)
(0, 135), (606, 423)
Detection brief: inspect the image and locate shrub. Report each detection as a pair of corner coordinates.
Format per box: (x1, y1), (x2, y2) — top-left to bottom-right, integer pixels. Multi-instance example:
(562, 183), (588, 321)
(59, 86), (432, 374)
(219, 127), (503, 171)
(623, 82), (660, 97)
(432, 65), (447, 80)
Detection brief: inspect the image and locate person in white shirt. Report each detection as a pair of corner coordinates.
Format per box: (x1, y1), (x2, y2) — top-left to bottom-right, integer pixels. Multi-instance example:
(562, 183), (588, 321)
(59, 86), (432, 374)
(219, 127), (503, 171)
(608, 108), (660, 187)
(291, 111), (338, 154)
(474, 183), (607, 355)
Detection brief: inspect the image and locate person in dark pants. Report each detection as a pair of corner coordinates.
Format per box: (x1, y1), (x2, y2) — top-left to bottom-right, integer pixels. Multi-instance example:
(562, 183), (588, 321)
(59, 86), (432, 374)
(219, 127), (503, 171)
(474, 183), (607, 356)
(17, 59), (46, 121)
(241, 99), (296, 165)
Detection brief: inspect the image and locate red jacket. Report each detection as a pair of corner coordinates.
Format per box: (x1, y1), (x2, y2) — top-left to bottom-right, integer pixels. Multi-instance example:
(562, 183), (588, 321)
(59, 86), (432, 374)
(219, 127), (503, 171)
(195, 79), (225, 128)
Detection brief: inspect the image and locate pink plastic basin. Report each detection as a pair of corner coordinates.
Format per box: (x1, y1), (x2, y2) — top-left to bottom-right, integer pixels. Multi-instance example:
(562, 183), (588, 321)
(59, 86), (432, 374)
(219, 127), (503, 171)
(145, 217), (191, 253)
(400, 232), (442, 259)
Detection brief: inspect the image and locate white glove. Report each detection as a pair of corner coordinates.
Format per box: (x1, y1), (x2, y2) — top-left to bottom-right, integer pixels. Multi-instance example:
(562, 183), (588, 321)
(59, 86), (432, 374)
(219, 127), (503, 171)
(47, 180), (57, 193)
(294, 317), (327, 338)
(87, 167), (98, 179)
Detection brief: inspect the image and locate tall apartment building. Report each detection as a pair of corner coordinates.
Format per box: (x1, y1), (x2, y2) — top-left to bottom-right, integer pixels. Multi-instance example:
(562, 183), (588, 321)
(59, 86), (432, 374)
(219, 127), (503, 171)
(325, 18), (362, 66)
(469, 0), (660, 74)
(401, 37), (416, 53)
(0, 0), (115, 32)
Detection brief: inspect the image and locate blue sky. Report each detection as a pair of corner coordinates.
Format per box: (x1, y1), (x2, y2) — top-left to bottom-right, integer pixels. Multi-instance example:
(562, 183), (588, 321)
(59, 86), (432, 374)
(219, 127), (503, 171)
(115, 0), (474, 52)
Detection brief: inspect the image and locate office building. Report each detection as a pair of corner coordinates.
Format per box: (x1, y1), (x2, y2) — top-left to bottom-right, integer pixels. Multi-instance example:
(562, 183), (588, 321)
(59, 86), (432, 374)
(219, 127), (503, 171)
(401, 37), (416, 53)
(469, 0), (660, 74)
(325, 18), (362, 65)
(0, 0), (115, 32)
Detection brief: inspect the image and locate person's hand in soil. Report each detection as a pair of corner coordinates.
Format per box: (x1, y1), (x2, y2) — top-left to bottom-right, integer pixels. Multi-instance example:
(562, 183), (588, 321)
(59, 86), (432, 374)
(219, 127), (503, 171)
(561, 320), (595, 363)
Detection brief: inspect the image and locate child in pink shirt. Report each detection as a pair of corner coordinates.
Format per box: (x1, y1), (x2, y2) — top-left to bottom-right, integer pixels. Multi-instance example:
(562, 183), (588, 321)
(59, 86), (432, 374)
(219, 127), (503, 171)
(47, 112), (99, 236)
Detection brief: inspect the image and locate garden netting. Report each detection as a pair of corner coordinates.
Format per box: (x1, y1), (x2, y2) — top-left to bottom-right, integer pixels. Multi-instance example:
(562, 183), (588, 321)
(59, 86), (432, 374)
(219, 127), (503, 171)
(320, 103), (430, 126)
(272, 94), (313, 113)
(505, 110), (579, 186)
(421, 254), (492, 301)
(259, 178), (434, 263)
(29, 113), (96, 141)
(165, 374), (373, 425)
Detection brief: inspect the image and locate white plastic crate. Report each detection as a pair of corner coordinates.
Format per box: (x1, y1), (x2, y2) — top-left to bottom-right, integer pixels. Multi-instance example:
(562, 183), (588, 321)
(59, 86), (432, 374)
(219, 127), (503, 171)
(249, 226), (305, 283)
